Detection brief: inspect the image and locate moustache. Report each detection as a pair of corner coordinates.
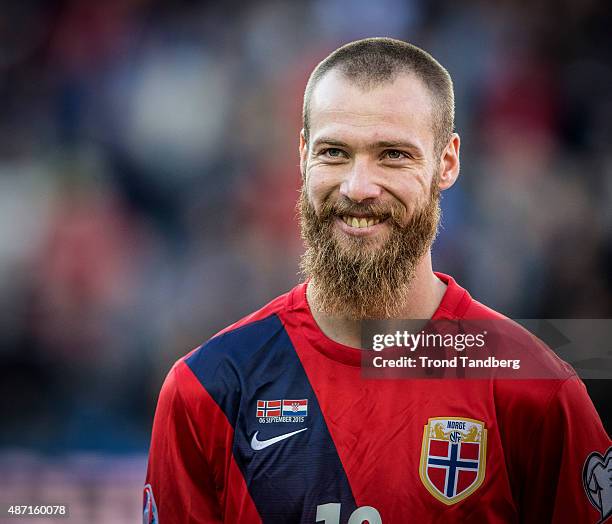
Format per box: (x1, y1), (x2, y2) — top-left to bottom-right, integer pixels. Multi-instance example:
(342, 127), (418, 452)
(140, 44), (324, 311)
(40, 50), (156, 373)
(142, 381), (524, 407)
(318, 196), (407, 226)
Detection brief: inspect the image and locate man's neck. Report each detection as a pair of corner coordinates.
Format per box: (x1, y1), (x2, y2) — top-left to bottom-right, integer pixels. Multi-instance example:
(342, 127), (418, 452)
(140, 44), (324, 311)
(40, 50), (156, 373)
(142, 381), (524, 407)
(306, 254), (447, 349)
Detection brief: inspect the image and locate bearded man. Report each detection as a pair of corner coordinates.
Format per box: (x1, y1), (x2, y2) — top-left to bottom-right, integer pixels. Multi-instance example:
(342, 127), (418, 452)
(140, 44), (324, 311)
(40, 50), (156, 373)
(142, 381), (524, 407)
(145, 38), (611, 524)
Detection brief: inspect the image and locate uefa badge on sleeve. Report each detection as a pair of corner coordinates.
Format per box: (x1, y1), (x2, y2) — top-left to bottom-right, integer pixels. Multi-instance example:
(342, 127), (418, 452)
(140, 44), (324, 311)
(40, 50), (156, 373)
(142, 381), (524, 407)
(583, 446), (612, 523)
(419, 417), (487, 505)
(143, 484), (159, 524)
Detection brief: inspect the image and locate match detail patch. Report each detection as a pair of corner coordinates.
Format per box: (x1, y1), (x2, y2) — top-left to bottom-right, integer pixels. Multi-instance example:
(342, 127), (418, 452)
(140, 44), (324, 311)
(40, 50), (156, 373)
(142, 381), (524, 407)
(256, 399), (308, 423)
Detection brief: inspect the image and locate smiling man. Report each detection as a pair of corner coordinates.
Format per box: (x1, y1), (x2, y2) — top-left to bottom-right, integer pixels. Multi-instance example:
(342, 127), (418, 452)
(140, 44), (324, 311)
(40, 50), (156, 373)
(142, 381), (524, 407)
(145, 38), (611, 524)
(299, 58), (455, 326)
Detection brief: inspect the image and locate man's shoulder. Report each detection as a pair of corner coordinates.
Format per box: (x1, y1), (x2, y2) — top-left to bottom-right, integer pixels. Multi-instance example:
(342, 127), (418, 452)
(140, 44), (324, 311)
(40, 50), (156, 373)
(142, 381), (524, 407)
(461, 293), (508, 321)
(177, 283), (303, 371)
(213, 285), (298, 338)
(452, 293), (588, 436)
(465, 295), (576, 379)
(165, 284), (305, 418)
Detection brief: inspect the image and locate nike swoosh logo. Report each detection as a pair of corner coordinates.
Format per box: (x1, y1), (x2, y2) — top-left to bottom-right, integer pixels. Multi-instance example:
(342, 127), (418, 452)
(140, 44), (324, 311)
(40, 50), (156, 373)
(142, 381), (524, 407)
(250, 428), (308, 450)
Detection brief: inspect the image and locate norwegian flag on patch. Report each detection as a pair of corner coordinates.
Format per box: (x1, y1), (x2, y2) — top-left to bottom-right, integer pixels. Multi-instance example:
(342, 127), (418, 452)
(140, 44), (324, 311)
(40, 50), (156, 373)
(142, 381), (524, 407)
(282, 399), (308, 416)
(256, 400), (281, 417)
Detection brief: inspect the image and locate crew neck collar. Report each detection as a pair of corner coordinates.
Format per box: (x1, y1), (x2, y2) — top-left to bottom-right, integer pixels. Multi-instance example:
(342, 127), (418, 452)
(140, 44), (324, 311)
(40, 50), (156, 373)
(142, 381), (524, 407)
(286, 272), (472, 366)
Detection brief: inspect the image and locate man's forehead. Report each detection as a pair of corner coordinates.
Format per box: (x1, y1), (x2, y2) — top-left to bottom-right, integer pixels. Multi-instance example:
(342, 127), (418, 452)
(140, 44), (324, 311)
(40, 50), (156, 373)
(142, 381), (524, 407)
(308, 70), (435, 150)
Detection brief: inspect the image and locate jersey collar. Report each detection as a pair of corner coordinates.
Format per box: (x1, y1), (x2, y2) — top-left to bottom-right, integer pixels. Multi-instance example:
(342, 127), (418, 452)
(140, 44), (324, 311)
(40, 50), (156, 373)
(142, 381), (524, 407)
(286, 272), (472, 366)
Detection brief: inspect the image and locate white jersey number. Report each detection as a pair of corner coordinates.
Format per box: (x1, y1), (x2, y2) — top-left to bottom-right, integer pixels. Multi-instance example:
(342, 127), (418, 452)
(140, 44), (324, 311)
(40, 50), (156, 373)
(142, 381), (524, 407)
(316, 503), (382, 524)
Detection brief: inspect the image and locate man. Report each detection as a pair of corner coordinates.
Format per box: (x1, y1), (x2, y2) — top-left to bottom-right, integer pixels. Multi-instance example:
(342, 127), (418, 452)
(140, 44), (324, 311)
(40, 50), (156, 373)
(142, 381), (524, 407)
(145, 38), (611, 523)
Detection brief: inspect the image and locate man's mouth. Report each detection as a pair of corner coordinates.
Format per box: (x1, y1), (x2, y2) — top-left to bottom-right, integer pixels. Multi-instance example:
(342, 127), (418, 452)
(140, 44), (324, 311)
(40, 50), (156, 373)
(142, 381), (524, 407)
(340, 215), (385, 228)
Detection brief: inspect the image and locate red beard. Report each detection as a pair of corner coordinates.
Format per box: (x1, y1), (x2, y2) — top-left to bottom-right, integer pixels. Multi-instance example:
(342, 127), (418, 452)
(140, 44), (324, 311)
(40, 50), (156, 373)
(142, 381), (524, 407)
(298, 180), (441, 319)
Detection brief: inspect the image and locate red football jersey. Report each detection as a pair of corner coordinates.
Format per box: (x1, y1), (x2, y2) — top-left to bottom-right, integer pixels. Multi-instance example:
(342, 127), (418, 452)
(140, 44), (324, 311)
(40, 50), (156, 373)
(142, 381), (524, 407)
(145, 273), (611, 523)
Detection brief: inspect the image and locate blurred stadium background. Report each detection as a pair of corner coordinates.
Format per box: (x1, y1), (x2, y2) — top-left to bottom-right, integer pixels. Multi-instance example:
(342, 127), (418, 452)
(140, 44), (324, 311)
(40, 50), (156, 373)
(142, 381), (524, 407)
(0, 0), (611, 521)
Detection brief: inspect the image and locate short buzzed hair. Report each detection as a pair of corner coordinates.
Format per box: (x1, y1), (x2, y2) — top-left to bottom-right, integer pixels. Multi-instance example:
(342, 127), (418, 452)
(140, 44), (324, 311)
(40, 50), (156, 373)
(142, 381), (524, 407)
(302, 37), (455, 157)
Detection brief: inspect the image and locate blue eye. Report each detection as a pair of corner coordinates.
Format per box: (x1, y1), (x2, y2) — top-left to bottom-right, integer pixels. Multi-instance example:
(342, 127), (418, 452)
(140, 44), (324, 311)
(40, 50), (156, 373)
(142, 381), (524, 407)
(324, 148), (344, 157)
(384, 150), (406, 159)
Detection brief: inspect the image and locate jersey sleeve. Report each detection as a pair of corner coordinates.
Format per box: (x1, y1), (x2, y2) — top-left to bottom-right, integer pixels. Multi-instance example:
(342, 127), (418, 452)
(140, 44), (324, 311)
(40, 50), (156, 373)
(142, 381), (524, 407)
(518, 377), (611, 523)
(145, 364), (224, 523)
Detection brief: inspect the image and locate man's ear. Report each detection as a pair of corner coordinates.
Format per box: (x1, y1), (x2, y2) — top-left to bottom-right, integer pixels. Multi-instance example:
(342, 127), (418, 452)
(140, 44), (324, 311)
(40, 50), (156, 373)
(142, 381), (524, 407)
(437, 133), (461, 191)
(299, 130), (308, 178)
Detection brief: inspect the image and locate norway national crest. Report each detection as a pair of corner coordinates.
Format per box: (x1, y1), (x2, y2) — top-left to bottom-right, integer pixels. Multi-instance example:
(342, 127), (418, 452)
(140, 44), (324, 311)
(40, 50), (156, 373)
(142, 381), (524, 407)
(419, 417), (487, 505)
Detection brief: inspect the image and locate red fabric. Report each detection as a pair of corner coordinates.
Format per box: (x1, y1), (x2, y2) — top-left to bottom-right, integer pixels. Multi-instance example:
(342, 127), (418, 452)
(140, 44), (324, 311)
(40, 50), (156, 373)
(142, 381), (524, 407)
(279, 273), (610, 522)
(145, 362), (261, 523)
(146, 273), (610, 522)
(429, 467), (447, 494)
(461, 443), (479, 461)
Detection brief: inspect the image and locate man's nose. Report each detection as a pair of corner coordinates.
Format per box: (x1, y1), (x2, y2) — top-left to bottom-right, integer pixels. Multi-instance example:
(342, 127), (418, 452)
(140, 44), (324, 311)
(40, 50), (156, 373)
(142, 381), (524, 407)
(339, 159), (382, 203)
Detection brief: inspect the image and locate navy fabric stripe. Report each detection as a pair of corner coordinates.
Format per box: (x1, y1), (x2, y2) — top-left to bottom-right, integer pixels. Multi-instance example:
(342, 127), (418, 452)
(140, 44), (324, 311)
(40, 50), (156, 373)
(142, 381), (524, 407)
(186, 314), (357, 523)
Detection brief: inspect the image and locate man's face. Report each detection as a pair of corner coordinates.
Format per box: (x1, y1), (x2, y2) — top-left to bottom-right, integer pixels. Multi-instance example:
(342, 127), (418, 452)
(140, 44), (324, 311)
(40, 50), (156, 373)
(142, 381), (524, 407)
(299, 70), (451, 318)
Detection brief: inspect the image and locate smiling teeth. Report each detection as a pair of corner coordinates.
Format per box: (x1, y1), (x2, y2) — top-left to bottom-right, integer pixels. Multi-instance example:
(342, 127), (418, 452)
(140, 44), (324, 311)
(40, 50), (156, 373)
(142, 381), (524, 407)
(341, 216), (382, 228)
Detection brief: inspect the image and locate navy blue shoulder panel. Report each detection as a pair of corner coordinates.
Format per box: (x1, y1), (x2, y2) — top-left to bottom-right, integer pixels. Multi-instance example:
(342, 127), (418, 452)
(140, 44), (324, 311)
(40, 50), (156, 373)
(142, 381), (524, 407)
(186, 314), (287, 427)
(185, 314), (357, 524)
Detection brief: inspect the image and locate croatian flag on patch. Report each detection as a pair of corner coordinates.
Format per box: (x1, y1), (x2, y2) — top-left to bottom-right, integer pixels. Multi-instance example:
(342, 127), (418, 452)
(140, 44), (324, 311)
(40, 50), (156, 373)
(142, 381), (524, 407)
(282, 399), (308, 416)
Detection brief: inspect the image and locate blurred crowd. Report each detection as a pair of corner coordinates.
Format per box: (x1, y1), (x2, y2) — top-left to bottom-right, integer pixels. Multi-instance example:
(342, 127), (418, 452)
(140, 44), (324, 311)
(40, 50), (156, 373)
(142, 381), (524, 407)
(1, 0), (611, 456)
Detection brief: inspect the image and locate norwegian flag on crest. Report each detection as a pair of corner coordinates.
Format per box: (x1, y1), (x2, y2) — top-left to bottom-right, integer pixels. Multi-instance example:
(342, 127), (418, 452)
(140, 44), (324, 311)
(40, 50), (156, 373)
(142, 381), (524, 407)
(419, 417), (487, 505)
